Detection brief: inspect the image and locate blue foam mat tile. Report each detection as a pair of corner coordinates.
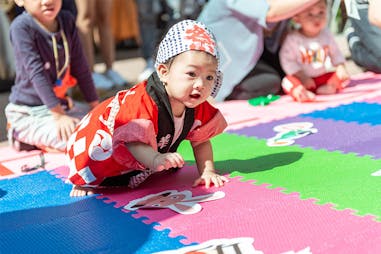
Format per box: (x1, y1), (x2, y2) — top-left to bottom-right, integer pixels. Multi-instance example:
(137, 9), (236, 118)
(301, 102), (381, 125)
(0, 172), (187, 253)
(0, 171), (86, 213)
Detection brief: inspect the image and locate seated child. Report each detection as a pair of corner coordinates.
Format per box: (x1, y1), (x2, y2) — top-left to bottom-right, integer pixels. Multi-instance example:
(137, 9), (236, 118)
(66, 19), (229, 197)
(279, 0), (349, 102)
(5, 0), (99, 152)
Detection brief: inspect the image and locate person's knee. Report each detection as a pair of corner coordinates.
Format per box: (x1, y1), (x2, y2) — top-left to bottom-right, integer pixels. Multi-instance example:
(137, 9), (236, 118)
(241, 74), (282, 94)
(76, 8), (95, 31)
(350, 44), (381, 73)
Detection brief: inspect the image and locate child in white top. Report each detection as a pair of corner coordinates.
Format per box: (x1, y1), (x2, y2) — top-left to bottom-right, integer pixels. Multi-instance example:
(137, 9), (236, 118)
(279, 0), (349, 102)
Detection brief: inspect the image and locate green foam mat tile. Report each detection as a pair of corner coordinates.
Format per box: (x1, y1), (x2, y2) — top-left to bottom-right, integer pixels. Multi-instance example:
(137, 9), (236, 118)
(178, 133), (381, 220)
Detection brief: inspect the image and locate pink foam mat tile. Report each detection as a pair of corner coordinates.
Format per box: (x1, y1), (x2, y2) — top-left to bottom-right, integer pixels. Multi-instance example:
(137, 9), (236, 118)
(363, 95), (381, 104)
(0, 146), (66, 179)
(51, 165), (381, 254)
(218, 72), (381, 131)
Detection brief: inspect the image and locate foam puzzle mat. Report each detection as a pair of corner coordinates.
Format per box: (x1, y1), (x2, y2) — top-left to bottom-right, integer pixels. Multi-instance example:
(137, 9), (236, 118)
(1, 72), (381, 253)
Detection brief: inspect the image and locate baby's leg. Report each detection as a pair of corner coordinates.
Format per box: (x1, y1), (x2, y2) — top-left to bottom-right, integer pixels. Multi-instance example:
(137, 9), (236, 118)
(316, 83), (337, 95)
(70, 185), (96, 197)
(294, 86), (316, 102)
(281, 76), (315, 102)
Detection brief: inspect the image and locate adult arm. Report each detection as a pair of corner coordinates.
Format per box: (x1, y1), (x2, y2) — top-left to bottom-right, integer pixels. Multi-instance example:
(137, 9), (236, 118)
(368, 0), (381, 28)
(266, 0), (320, 22)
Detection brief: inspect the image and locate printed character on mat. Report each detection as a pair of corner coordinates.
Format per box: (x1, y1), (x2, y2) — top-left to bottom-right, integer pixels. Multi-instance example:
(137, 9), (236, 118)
(279, 0), (349, 102)
(66, 20), (229, 197)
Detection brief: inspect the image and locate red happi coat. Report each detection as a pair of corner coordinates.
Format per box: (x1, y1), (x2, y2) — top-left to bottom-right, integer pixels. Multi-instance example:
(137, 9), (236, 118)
(66, 73), (227, 186)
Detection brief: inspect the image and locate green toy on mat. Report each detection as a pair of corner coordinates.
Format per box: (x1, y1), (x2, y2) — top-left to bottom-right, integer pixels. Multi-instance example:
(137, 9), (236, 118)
(248, 94), (280, 106)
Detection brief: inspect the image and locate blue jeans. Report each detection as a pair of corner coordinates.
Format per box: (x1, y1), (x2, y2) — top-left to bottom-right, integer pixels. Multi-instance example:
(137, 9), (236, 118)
(347, 7), (381, 73)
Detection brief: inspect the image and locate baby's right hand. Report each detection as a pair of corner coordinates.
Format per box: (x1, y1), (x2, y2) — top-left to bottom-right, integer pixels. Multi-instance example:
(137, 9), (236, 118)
(54, 114), (80, 141)
(152, 152), (184, 172)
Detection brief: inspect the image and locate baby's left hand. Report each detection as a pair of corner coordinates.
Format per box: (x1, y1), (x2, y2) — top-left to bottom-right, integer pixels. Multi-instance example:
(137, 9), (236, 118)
(193, 171), (229, 188)
(335, 65), (349, 82)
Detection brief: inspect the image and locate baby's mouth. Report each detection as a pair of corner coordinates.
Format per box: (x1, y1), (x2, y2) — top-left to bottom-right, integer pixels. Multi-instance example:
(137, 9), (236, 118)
(190, 94), (201, 99)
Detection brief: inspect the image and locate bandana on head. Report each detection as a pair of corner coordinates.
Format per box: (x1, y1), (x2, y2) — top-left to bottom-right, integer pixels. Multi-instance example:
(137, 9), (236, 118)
(155, 19), (222, 98)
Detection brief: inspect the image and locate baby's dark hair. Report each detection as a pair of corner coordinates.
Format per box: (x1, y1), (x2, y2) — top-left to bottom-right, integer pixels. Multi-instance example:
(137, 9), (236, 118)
(153, 37), (177, 69)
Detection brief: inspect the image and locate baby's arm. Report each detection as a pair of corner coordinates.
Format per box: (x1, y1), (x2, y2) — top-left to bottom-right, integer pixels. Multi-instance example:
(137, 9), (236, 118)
(191, 140), (228, 188)
(126, 142), (184, 172)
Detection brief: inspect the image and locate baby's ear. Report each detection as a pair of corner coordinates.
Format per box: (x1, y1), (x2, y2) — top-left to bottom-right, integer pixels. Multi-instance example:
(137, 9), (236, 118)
(14, 0), (24, 7)
(156, 63), (169, 83)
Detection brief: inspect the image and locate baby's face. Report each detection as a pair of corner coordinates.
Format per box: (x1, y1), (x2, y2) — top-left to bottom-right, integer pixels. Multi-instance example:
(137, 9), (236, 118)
(159, 50), (217, 114)
(295, 0), (327, 37)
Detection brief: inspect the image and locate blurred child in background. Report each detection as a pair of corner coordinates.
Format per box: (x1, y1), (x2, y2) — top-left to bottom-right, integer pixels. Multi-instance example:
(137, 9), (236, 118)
(279, 0), (349, 102)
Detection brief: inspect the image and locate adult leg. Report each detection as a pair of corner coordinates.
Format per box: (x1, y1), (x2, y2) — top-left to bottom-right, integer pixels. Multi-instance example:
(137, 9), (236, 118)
(346, 8), (381, 73)
(96, 0), (127, 87)
(225, 60), (282, 100)
(75, 0), (96, 70)
(95, 0), (115, 70)
(136, 0), (163, 81)
(136, 0), (161, 62)
(76, 0), (116, 89)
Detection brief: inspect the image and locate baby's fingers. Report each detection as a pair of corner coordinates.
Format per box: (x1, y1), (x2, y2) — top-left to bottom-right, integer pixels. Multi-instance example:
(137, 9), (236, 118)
(166, 153), (184, 168)
(212, 175), (229, 187)
(192, 177), (203, 187)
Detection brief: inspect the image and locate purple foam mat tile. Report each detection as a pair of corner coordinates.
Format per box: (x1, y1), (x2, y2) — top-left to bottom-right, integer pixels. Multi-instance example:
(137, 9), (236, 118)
(227, 116), (381, 159)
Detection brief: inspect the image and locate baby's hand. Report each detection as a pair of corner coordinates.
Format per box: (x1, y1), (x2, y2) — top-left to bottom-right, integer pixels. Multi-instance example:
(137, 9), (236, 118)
(193, 171), (229, 188)
(335, 64), (349, 81)
(152, 152), (184, 172)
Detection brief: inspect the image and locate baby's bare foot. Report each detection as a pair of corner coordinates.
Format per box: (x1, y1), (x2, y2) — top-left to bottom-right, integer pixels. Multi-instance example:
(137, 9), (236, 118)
(70, 185), (95, 197)
(293, 86), (315, 102)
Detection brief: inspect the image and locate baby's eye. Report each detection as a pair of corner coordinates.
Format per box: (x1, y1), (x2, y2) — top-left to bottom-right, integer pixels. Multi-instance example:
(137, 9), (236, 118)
(187, 72), (196, 77)
(206, 75), (214, 81)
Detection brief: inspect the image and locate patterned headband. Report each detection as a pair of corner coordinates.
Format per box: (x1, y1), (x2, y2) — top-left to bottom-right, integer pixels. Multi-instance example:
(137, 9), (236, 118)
(155, 19), (222, 98)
